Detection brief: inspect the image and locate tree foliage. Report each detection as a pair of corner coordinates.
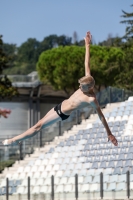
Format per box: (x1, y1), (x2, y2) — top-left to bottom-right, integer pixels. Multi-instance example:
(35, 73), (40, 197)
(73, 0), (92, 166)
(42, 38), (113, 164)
(2, 43), (17, 68)
(115, 41), (133, 90)
(90, 45), (124, 90)
(3, 34), (73, 75)
(0, 35), (11, 73)
(0, 35), (18, 98)
(17, 38), (40, 64)
(98, 35), (123, 47)
(120, 4), (133, 39)
(37, 46), (85, 96)
(37, 45), (125, 95)
(117, 5), (133, 90)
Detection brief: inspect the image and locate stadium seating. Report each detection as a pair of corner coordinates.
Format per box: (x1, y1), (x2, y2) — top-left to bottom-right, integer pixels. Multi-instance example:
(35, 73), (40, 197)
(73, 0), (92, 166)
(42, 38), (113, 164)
(0, 97), (133, 199)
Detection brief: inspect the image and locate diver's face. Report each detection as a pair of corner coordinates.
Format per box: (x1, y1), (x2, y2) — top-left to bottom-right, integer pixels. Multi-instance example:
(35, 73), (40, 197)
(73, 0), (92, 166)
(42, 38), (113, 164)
(79, 84), (94, 92)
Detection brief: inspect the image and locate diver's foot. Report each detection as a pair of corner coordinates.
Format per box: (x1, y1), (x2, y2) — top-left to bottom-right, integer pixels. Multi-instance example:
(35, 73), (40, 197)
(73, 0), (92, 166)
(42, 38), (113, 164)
(2, 139), (18, 146)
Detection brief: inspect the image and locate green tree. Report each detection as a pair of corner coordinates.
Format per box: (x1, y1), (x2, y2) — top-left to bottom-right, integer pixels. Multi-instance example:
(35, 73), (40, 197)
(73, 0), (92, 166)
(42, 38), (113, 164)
(4, 34), (72, 75)
(2, 43), (17, 67)
(38, 35), (58, 53)
(90, 45), (124, 91)
(115, 41), (133, 90)
(4, 38), (40, 75)
(39, 34), (72, 53)
(120, 4), (133, 39)
(99, 35), (123, 47)
(37, 45), (125, 95)
(0, 35), (18, 98)
(117, 5), (133, 90)
(37, 45), (84, 96)
(17, 38), (40, 63)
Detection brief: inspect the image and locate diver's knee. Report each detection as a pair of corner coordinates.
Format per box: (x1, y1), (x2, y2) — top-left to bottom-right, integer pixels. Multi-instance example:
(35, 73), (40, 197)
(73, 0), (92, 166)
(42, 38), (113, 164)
(34, 120), (42, 131)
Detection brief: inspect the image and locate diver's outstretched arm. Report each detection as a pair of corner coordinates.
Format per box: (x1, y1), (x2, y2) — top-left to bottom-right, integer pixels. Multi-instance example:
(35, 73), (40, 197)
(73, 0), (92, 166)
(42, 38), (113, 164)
(91, 98), (118, 146)
(84, 31), (92, 76)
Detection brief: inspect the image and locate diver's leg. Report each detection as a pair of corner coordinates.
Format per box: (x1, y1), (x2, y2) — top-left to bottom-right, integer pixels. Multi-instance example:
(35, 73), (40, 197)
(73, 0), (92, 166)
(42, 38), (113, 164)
(2, 108), (61, 145)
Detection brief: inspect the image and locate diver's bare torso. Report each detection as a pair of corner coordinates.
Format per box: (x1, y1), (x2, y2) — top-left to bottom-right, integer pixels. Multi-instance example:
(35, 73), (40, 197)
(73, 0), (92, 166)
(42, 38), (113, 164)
(61, 88), (96, 115)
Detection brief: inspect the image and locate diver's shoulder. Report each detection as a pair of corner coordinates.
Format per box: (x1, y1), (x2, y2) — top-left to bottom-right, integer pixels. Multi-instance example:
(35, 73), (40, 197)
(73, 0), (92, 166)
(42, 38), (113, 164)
(70, 88), (82, 96)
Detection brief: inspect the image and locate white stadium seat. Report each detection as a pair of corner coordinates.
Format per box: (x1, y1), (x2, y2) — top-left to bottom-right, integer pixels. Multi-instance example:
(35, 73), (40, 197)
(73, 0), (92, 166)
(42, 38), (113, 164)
(31, 186), (40, 194)
(36, 178), (44, 186)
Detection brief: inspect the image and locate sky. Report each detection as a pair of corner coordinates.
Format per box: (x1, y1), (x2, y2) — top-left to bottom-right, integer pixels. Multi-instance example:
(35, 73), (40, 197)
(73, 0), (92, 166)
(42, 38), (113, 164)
(1, 0), (133, 46)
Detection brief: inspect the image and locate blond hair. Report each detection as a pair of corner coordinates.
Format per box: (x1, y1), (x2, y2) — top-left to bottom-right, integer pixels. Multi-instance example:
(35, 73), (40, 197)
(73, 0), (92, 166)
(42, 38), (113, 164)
(78, 75), (95, 87)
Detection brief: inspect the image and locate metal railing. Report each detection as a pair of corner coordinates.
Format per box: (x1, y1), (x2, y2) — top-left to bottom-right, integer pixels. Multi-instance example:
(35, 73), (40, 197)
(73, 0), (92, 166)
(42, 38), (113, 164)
(0, 171), (131, 199)
(96, 86), (133, 106)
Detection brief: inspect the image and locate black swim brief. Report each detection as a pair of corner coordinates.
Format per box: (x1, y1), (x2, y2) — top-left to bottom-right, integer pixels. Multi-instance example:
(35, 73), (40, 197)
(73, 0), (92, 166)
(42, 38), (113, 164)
(54, 103), (70, 121)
